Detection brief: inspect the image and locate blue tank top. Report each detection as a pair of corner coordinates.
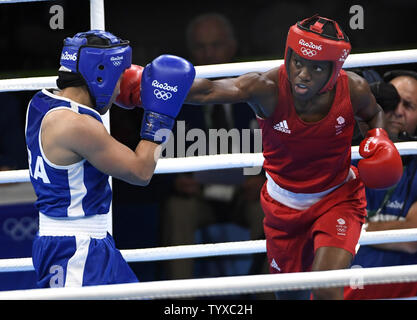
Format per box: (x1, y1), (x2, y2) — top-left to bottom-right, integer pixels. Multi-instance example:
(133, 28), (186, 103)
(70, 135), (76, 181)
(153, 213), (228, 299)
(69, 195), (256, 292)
(352, 156), (417, 267)
(25, 89), (111, 218)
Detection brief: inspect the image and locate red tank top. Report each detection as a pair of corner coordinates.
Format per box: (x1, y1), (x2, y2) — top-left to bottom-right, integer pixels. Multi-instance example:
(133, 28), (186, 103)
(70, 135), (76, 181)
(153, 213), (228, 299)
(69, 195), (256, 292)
(257, 65), (354, 193)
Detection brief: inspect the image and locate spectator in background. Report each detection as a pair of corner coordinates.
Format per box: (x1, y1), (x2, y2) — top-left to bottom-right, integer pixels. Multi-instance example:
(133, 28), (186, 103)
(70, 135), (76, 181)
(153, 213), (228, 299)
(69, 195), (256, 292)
(383, 70), (417, 142)
(345, 70), (417, 300)
(159, 13), (268, 284)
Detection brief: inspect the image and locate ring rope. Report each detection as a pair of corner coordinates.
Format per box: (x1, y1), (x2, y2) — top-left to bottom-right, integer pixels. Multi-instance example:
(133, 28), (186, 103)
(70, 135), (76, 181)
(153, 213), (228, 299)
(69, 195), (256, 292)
(2, 143), (417, 184)
(1, 264), (417, 299)
(196, 49), (417, 78)
(1, 49), (417, 93)
(1, 228), (417, 273)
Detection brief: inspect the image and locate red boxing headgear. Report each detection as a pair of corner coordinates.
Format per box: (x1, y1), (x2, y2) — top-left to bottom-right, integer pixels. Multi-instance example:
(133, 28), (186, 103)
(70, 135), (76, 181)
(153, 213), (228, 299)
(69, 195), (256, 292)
(284, 15), (351, 93)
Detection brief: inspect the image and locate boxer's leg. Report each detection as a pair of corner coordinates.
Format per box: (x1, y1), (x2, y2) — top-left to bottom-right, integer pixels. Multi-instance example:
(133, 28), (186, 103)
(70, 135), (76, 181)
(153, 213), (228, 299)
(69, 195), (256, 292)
(310, 246), (352, 300)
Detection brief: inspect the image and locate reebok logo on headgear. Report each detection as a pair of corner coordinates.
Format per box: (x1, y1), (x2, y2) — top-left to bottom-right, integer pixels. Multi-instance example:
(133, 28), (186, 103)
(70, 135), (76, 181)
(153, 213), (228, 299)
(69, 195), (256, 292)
(61, 51), (77, 61)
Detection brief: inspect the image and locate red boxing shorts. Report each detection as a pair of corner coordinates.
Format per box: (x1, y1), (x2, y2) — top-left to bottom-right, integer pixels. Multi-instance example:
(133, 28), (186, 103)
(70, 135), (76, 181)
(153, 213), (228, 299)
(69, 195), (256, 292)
(261, 166), (367, 274)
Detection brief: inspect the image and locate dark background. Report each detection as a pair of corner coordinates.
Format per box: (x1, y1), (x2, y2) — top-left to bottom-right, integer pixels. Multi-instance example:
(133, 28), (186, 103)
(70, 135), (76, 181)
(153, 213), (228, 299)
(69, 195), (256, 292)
(0, 0), (416, 76)
(1, 0), (417, 287)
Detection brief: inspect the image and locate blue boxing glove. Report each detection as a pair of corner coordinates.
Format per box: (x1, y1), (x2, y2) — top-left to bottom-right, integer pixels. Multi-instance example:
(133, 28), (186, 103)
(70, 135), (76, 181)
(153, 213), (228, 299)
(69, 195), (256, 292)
(140, 54), (196, 143)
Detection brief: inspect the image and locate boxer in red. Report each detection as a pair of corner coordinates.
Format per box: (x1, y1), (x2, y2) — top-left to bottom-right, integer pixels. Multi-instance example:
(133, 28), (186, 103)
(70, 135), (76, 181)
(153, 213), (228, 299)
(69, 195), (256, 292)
(183, 15), (403, 299)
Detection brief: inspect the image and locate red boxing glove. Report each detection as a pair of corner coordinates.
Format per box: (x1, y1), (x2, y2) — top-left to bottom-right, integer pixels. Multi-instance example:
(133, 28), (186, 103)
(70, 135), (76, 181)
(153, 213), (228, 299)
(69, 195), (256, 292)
(116, 64), (143, 109)
(358, 128), (403, 189)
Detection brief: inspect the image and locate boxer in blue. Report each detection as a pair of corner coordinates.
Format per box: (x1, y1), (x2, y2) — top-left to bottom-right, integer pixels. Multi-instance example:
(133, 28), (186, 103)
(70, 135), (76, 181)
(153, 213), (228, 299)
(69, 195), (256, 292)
(25, 30), (195, 287)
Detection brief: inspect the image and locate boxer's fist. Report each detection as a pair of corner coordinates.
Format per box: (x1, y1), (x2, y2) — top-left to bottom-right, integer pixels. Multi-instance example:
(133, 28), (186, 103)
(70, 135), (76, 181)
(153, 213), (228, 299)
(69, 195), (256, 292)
(141, 54), (195, 118)
(116, 64), (143, 109)
(140, 54), (195, 143)
(358, 128), (403, 189)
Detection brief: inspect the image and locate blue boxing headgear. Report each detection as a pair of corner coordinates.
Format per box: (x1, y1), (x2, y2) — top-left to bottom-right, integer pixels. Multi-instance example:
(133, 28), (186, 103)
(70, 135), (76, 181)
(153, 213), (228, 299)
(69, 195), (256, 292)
(59, 30), (132, 112)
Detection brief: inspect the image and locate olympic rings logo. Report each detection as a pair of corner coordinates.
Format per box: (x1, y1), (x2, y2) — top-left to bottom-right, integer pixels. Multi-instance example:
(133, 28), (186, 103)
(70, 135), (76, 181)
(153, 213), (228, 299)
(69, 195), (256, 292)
(154, 89), (173, 100)
(300, 47), (317, 57)
(111, 56), (124, 67)
(3, 217), (38, 241)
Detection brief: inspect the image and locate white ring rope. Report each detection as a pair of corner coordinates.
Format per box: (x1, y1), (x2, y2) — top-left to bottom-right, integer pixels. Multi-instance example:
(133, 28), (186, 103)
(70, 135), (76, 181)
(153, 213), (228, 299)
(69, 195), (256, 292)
(196, 49), (417, 78)
(1, 228), (417, 273)
(1, 49), (417, 92)
(0, 76), (57, 93)
(1, 264), (417, 299)
(2, 143), (417, 184)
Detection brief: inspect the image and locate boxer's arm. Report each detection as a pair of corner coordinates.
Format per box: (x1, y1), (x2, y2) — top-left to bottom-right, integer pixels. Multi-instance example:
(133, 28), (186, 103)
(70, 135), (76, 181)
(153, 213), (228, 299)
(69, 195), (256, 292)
(41, 109), (158, 186)
(71, 112), (159, 186)
(367, 201), (417, 254)
(348, 71), (385, 129)
(186, 67), (279, 118)
(187, 77), (250, 105)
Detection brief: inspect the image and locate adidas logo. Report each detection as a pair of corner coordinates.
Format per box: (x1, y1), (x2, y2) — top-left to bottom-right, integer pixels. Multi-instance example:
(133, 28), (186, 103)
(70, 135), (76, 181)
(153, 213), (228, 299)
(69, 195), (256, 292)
(270, 258), (281, 272)
(273, 120), (291, 134)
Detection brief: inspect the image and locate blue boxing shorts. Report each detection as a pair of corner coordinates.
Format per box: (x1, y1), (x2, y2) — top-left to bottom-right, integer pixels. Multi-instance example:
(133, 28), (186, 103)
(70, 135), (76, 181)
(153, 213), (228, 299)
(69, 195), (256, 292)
(32, 213), (138, 288)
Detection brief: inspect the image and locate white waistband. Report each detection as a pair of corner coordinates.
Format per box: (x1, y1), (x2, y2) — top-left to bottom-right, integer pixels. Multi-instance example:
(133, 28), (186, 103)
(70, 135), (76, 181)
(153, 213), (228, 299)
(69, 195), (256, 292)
(265, 168), (356, 211)
(38, 212), (108, 239)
